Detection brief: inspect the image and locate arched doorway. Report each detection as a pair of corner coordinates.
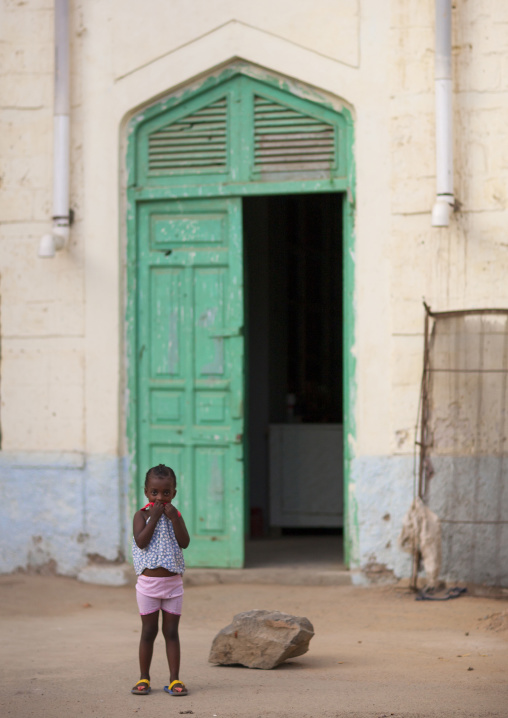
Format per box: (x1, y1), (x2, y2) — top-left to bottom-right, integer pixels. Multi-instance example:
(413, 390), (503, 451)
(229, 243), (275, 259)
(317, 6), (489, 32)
(126, 68), (355, 568)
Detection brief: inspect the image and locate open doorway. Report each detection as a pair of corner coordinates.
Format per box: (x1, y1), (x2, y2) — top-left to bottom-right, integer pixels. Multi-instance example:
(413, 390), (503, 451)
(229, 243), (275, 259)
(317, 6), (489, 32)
(243, 193), (344, 568)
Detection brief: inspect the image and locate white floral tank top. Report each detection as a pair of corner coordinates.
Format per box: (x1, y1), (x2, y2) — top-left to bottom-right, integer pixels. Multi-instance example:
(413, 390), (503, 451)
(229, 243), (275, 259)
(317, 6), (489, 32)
(132, 512), (185, 576)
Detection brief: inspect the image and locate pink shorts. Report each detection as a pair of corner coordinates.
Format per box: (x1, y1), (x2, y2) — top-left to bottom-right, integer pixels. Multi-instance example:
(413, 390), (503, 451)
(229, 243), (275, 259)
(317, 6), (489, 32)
(135, 574), (184, 616)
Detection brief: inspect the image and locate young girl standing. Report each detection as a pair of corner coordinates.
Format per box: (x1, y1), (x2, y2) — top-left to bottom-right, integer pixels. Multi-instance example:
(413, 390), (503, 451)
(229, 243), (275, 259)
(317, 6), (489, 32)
(131, 463), (190, 697)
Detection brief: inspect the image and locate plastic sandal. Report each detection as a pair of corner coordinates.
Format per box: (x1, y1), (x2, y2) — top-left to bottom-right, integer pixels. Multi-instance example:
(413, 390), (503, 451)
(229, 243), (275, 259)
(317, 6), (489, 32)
(164, 679), (188, 696)
(131, 679), (151, 695)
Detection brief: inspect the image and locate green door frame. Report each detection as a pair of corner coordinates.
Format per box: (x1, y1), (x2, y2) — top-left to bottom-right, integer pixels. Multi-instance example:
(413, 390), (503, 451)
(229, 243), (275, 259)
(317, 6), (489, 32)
(125, 66), (357, 566)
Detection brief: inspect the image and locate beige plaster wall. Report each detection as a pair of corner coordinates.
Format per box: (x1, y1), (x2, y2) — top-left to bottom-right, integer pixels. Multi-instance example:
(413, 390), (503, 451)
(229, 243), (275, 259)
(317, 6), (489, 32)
(1, 0), (507, 466)
(0, 0), (85, 452)
(389, 0), (508, 459)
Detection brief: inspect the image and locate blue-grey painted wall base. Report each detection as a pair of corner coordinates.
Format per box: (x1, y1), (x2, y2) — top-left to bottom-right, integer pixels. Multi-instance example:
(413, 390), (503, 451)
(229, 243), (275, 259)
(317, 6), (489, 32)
(0, 453), (125, 576)
(349, 456), (414, 586)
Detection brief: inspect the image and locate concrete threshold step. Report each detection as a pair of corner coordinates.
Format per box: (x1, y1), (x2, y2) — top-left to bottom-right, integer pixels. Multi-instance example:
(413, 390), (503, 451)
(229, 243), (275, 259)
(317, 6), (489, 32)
(183, 566), (351, 587)
(76, 563), (350, 587)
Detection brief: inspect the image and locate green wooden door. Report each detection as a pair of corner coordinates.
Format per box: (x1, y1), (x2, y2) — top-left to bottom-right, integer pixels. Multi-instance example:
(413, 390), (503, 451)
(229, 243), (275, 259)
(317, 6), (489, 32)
(128, 68), (355, 568)
(137, 197), (244, 567)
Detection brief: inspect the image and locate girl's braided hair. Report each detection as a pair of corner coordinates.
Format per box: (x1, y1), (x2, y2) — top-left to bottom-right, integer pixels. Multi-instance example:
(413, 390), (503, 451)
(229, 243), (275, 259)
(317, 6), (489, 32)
(144, 463), (176, 488)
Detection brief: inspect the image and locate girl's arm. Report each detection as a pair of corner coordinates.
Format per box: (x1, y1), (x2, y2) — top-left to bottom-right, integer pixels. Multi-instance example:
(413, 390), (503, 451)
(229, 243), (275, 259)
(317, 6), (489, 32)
(164, 504), (191, 548)
(133, 502), (164, 548)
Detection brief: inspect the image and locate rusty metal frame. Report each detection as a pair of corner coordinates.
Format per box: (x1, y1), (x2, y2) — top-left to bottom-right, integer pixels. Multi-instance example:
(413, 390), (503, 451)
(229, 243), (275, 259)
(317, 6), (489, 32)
(425, 307), (508, 319)
(418, 304), (508, 498)
(412, 304), (508, 589)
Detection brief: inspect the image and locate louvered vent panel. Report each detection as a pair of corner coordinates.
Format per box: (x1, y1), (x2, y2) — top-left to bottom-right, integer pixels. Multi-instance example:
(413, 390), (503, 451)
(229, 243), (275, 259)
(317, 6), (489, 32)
(254, 96), (336, 173)
(148, 98), (227, 172)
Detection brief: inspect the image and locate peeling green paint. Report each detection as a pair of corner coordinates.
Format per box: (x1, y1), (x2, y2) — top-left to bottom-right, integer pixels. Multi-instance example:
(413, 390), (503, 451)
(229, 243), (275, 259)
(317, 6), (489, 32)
(125, 65), (356, 568)
(342, 115), (358, 567)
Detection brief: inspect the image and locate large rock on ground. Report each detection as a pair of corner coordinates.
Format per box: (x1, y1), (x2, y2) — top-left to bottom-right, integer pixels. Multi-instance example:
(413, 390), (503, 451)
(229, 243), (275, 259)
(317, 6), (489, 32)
(208, 609), (314, 669)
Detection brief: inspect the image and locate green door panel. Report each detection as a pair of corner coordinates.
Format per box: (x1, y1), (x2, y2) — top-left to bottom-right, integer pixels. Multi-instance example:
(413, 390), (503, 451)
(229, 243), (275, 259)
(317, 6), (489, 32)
(137, 197), (244, 568)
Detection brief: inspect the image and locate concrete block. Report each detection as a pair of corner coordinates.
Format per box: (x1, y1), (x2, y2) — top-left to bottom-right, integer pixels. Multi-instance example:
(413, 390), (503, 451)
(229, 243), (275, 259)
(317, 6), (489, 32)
(391, 111), (435, 181)
(0, 42), (53, 74)
(458, 140), (489, 178)
(459, 210), (508, 249)
(391, 298), (427, 336)
(461, 234), (508, 303)
(472, 21), (508, 55)
(461, 175), (508, 213)
(3, 155), (51, 190)
(460, 105), (508, 167)
(391, 0), (433, 29)
(4, 0), (53, 10)
(77, 563), (133, 587)
(390, 218), (485, 314)
(391, 334), (424, 388)
(0, 73), (52, 109)
(390, 382), (421, 440)
(1, 384), (83, 452)
(501, 52), (508, 92)
(458, 51), (503, 93)
(1, 6), (53, 43)
(0, 188), (34, 222)
(390, 259), (427, 305)
(390, 27), (434, 94)
(391, 176), (435, 215)
(1, 299), (85, 339)
(454, 3), (508, 51)
(32, 188), (53, 221)
(0, 222), (47, 244)
(0, 111), (52, 157)
(1, 338), (85, 452)
(0, 234), (84, 337)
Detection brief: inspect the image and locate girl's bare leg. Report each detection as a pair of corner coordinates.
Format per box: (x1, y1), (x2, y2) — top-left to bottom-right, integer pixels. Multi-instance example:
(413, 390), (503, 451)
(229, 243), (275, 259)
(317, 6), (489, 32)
(161, 611), (183, 688)
(138, 611), (159, 681)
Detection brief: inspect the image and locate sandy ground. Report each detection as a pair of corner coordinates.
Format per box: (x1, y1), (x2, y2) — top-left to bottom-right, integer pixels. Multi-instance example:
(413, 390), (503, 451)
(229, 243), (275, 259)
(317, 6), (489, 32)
(0, 575), (507, 718)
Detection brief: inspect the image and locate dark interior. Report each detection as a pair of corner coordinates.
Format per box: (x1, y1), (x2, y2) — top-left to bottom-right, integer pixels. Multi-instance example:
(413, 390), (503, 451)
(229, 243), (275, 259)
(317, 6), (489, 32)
(243, 193), (343, 536)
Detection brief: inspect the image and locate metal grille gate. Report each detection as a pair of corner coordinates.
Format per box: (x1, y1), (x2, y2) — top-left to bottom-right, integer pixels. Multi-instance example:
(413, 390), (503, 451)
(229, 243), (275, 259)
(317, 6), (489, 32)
(418, 307), (508, 587)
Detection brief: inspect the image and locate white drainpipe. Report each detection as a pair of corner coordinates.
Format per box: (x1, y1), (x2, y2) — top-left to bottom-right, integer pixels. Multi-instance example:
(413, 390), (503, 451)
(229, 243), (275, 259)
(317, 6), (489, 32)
(39, 0), (71, 258)
(431, 0), (454, 227)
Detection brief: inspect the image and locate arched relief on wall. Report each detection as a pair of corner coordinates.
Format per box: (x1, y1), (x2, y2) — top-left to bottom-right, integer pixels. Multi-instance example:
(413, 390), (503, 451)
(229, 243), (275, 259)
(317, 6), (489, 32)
(113, 8), (360, 84)
(114, 16), (361, 120)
